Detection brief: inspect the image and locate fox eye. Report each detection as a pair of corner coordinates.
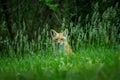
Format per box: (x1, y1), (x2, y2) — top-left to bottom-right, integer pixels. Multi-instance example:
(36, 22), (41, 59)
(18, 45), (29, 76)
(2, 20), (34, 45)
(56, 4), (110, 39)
(61, 38), (64, 41)
(55, 38), (58, 41)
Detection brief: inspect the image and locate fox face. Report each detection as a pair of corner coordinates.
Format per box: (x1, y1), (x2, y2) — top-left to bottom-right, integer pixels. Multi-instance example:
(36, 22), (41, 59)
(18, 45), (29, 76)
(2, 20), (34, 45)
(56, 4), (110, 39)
(51, 29), (74, 55)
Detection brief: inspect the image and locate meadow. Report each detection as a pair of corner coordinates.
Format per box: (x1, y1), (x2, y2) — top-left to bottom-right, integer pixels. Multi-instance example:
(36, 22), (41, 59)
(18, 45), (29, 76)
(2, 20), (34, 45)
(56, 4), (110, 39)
(0, 2), (120, 80)
(0, 46), (119, 80)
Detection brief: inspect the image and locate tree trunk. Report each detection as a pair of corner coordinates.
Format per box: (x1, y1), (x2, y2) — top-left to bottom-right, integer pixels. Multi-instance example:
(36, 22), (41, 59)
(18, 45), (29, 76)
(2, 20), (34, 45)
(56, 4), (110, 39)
(0, 0), (14, 39)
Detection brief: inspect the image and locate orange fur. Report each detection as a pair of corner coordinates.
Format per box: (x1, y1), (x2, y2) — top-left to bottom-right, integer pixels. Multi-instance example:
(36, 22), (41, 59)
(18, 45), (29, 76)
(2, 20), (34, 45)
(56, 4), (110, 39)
(65, 43), (74, 55)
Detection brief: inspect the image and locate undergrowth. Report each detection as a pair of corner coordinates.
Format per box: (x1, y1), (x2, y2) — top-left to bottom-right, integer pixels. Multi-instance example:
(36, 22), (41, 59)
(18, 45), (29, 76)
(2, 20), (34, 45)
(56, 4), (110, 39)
(0, 47), (119, 80)
(0, 2), (120, 80)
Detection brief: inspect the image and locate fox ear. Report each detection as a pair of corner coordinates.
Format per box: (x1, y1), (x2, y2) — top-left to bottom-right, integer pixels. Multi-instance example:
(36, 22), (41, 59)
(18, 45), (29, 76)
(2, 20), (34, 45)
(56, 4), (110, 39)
(63, 29), (68, 37)
(50, 29), (58, 37)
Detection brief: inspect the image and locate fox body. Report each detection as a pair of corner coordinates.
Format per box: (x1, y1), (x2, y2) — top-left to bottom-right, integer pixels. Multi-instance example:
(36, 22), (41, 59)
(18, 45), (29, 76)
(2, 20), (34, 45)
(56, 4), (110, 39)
(51, 29), (74, 55)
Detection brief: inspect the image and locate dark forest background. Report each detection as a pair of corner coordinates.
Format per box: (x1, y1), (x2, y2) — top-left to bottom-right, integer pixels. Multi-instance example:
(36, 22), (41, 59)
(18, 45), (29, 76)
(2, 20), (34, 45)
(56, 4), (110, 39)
(0, 0), (120, 54)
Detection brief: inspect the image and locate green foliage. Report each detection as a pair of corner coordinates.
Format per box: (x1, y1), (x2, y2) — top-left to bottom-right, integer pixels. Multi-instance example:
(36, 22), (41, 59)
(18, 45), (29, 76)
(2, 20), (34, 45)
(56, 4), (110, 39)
(0, 47), (119, 80)
(48, 4), (58, 11)
(41, 0), (58, 11)
(68, 2), (120, 48)
(0, 2), (119, 55)
(0, 1), (120, 79)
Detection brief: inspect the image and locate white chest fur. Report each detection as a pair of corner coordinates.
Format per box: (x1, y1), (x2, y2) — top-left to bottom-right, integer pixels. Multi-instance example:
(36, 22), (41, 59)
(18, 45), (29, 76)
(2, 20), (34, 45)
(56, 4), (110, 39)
(53, 42), (66, 54)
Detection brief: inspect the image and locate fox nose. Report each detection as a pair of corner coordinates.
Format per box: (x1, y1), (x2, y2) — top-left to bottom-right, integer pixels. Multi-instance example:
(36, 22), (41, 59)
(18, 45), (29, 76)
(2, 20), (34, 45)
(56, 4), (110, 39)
(57, 42), (61, 45)
(57, 41), (62, 45)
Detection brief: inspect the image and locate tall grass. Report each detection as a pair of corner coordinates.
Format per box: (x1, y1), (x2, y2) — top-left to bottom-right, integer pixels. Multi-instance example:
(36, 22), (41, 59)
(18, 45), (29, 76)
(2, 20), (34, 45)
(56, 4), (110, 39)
(68, 3), (120, 50)
(0, 47), (119, 80)
(0, 3), (119, 55)
(0, 2), (120, 80)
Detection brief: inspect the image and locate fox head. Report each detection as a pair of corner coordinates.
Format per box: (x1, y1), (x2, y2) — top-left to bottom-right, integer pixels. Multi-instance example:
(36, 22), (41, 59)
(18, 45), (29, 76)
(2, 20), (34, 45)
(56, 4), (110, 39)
(50, 29), (68, 54)
(51, 29), (68, 45)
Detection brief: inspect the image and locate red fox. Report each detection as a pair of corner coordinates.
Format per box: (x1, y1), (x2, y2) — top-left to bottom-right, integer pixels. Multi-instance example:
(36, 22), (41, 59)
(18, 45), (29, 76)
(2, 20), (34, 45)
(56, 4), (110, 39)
(50, 29), (74, 55)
